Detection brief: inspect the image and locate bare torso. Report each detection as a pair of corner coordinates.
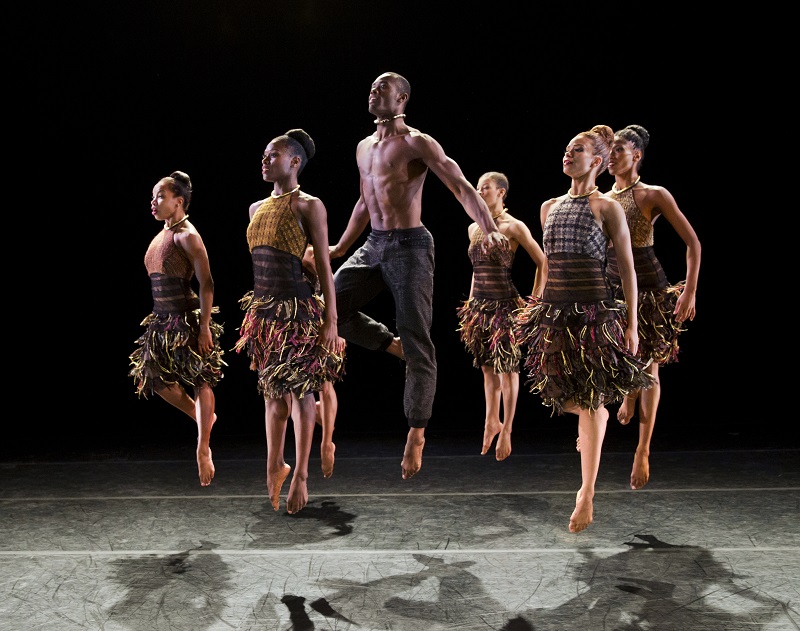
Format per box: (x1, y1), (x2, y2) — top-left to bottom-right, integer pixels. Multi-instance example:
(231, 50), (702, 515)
(357, 129), (429, 230)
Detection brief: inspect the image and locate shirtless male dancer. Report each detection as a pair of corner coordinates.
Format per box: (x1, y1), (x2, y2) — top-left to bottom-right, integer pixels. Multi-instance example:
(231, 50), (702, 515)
(317, 71), (508, 479)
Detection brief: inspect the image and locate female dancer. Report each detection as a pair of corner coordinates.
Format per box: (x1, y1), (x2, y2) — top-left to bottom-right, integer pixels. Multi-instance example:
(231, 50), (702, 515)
(234, 129), (345, 514)
(515, 125), (654, 533)
(605, 124), (700, 490)
(457, 171), (545, 460)
(129, 170), (226, 487)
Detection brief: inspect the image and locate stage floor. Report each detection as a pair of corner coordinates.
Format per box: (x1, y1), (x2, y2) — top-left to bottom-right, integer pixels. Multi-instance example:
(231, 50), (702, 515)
(2, 425), (798, 631)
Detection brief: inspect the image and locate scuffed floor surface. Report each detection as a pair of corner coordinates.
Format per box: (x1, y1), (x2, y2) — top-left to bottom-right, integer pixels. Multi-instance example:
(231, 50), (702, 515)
(2, 428), (798, 630)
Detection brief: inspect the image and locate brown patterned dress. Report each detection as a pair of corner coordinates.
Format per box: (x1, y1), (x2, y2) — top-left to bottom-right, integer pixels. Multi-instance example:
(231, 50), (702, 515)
(234, 189), (344, 399)
(606, 186), (687, 365)
(514, 196), (654, 414)
(129, 225), (226, 397)
(456, 225), (524, 374)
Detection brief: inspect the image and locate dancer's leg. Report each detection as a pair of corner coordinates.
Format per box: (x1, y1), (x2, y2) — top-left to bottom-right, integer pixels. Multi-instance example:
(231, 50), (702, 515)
(569, 404), (609, 533)
(481, 366), (503, 456)
(265, 396), (291, 511)
(631, 362), (660, 490)
(495, 371), (519, 461)
(287, 394), (316, 514)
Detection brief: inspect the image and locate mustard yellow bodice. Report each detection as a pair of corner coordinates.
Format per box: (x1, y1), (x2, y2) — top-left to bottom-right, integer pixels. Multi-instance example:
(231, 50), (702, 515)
(246, 188), (307, 259)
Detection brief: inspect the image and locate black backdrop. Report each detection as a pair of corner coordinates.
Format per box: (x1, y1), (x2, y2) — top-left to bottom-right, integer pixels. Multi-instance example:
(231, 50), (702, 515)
(18, 1), (741, 453)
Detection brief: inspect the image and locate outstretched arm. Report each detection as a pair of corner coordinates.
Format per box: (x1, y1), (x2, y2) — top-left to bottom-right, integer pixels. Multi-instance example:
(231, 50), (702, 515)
(416, 134), (508, 251)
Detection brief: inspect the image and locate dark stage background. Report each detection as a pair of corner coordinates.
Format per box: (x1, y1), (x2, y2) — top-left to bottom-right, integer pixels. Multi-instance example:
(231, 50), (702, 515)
(18, 1), (746, 455)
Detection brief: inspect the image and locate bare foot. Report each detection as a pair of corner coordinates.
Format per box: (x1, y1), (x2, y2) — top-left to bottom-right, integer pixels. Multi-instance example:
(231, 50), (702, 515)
(386, 336), (404, 360)
(495, 430), (512, 461)
(267, 463), (291, 511)
(481, 420), (502, 455)
(197, 448), (215, 486)
(617, 398), (635, 425)
(401, 428), (425, 479)
(630, 449), (650, 490)
(321, 441), (335, 478)
(286, 474), (308, 514)
(569, 490), (593, 533)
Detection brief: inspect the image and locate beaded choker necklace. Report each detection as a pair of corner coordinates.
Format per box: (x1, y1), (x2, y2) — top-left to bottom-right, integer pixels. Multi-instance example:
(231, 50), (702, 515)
(271, 185), (301, 199)
(374, 113), (406, 125)
(492, 209), (507, 220)
(567, 186), (598, 199)
(611, 176), (641, 194)
(165, 215), (189, 230)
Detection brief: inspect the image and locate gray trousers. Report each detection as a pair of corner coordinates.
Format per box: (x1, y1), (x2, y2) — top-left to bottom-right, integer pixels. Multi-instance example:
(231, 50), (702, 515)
(334, 227), (436, 428)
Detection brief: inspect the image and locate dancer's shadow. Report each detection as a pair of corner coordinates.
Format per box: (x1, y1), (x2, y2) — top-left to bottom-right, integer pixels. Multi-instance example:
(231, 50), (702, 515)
(105, 540), (232, 630)
(315, 552), (517, 629)
(245, 498), (357, 549)
(305, 535), (795, 630)
(522, 533), (794, 629)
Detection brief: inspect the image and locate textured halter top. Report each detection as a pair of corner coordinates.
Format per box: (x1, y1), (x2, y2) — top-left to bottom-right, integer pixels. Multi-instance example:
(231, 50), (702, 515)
(543, 196), (607, 261)
(608, 186), (654, 248)
(144, 228), (193, 279)
(247, 189), (307, 259)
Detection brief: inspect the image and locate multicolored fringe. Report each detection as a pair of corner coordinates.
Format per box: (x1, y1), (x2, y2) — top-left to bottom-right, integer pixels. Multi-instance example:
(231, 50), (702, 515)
(633, 282), (687, 365)
(456, 296), (525, 373)
(129, 307), (226, 398)
(515, 296), (654, 415)
(234, 291), (345, 400)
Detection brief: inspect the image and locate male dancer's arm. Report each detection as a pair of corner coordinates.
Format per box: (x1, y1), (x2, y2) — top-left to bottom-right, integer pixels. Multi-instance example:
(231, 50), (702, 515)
(413, 133), (508, 252)
(330, 196), (371, 260)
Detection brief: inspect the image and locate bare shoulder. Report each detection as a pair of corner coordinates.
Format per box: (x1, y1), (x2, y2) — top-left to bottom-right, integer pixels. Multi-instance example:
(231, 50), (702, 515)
(593, 194), (626, 227)
(405, 127), (442, 151)
(638, 181), (667, 193)
(357, 134), (375, 149)
(596, 192), (623, 210)
(503, 213), (531, 235)
(175, 220), (201, 237)
(542, 195), (563, 211)
(249, 198), (268, 216)
(296, 190), (326, 214)
(173, 222), (205, 252)
(638, 181), (674, 202)
(297, 190), (322, 204)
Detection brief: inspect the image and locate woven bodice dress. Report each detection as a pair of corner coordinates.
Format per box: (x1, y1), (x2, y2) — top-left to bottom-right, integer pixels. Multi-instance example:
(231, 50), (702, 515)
(514, 195), (654, 414)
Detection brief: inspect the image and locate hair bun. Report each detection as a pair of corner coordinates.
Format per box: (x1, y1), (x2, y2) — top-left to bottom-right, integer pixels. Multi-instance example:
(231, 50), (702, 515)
(626, 125), (650, 148)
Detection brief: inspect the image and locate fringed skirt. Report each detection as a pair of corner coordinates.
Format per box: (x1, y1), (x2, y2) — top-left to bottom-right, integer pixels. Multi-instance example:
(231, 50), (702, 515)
(234, 291), (345, 400)
(515, 254), (654, 415)
(129, 307), (226, 398)
(607, 246), (687, 365)
(456, 295), (525, 373)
